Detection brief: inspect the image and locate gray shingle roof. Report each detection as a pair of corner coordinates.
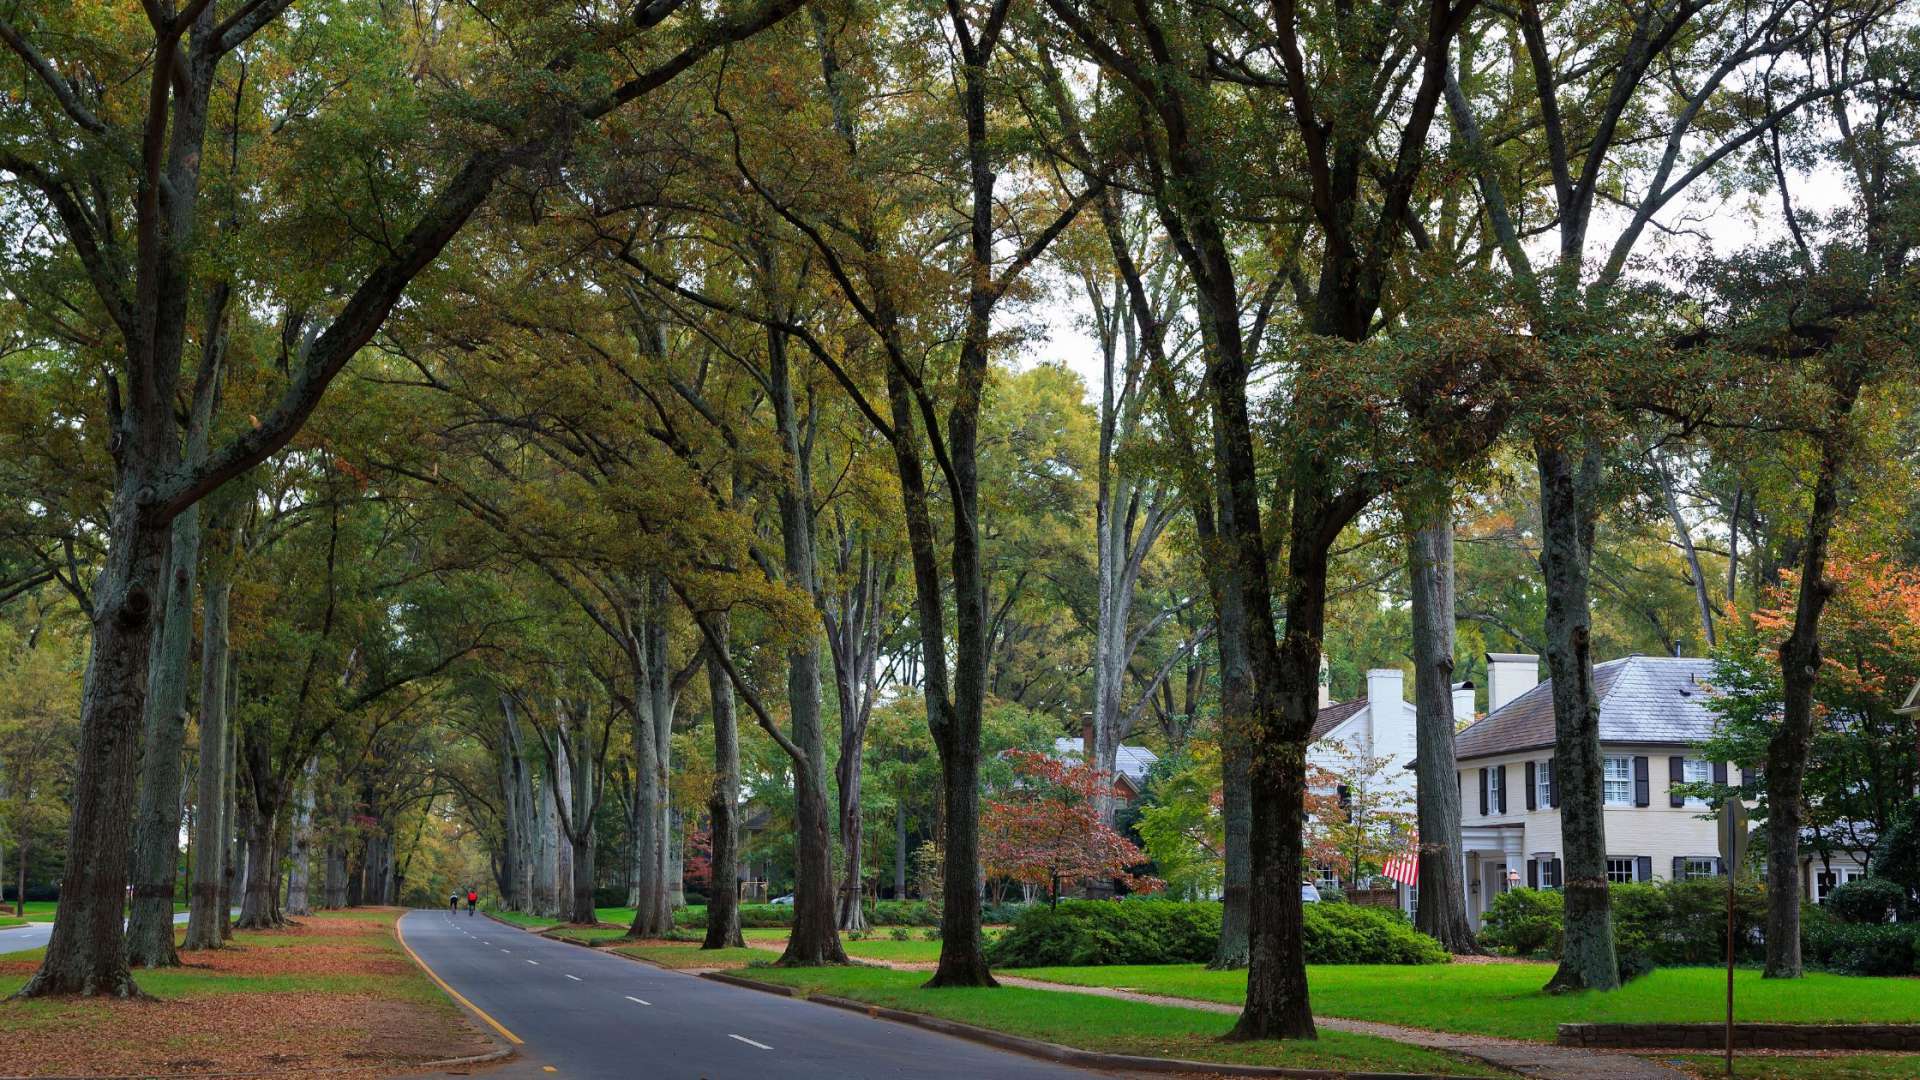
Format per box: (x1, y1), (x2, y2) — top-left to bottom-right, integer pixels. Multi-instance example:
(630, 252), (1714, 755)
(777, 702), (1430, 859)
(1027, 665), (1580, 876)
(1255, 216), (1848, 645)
(1454, 655), (1718, 762)
(1311, 698), (1368, 742)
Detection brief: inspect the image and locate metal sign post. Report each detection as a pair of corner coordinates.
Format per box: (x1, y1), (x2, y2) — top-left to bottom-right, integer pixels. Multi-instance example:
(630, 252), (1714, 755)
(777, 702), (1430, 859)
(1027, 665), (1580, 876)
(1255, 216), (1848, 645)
(1717, 797), (1751, 1078)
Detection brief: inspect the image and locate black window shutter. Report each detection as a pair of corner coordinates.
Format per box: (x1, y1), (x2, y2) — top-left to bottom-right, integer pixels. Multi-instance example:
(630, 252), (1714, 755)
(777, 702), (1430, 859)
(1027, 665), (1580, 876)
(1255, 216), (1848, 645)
(1672, 856), (1686, 881)
(1526, 761), (1537, 811)
(1715, 857), (1727, 876)
(1669, 756), (1686, 807)
(1636, 855), (1652, 882)
(1550, 859), (1563, 887)
(1338, 785), (1352, 823)
(1497, 764), (1509, 814)
(1479, 768), (1489, 816)
(1547, 758), (1557, 807)
(1634, 756), (1651, 806)
(1740, 766), (1756, 787)
(1527, 859), (1538, 888)
(1713, 761), (1728, 786)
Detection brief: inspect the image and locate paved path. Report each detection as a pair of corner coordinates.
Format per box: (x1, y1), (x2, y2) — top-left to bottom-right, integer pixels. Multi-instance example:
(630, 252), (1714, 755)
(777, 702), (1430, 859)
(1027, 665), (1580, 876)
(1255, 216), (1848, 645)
(989, 976), (1686, 1080)
(395, 910), (1108, 1080)
(0, 910), (194, 953)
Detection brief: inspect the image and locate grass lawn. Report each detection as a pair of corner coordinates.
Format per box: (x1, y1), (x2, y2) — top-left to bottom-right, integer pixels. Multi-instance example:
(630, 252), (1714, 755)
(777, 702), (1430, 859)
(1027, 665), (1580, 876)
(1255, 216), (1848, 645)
(0, 909), (492, 1077)
(1669, 1055), (1920, 1078)
(8, 901), (187, 922)
(0, 917), (24, 929)
(742, 966), (1495, 1076)
(546, 926), (630, 944)
(1018, 963), (1920, 1042)
(613, 941), (765, 969)
(482, 907), (560, 930)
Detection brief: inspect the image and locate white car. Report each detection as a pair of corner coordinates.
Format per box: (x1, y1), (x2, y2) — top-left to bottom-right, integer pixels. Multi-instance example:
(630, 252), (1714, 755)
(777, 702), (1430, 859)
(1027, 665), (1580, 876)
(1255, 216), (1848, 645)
(769, 894), (794, 905)
(1300, 882), (1321, 903)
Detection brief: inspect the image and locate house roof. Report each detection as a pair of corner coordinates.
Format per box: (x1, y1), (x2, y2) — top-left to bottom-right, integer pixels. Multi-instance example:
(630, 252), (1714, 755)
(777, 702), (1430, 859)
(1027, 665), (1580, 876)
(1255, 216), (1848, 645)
(1454, 655), (1718, 762)
(1311, 698), (1369, 742)
(1051, 738), (1158, 785)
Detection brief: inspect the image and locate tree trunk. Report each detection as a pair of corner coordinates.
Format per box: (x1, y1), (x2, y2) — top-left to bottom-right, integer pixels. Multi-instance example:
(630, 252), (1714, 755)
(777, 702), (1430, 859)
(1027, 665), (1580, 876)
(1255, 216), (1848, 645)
(1408, 511), (1478, 952)
(1537, 440), (1620, 993)
(323, 842), (348, 909)
(894, 799), (908, 899)
(625, 584), (675, 937)
(1764, 371), (1859, 978)
(236, 812), (278, 929)
(15, 485), (171, 997)
(703, 616), (745, 949)
(183, 556), (232, 950)
(284, 760), (318, 917)
(221, 712), (240, 938)
(128, 505), (202, 968)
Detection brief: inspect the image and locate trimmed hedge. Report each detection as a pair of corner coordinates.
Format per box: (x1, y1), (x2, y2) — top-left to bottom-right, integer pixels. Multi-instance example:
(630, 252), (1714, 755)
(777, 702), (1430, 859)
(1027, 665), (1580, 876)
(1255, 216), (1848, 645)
(986, 899), (1447, 968)
(1801, 906), (1920, 976)
(669, 899), (950, 929)
(1482, 880), (1920, 975)
(1826, 877), (1907, 925)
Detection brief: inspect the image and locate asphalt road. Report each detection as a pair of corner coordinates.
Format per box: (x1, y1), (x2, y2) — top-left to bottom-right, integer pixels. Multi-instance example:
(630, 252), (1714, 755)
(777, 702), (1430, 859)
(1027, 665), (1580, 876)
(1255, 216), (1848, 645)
(397, 910), (1108, 1080)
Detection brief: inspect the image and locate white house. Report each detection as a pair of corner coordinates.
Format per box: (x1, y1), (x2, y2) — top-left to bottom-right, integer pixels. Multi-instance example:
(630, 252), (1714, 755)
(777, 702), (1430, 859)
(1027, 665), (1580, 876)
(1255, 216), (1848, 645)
(1450, 652), (1868, 928)
(1303, 666), (1466, 900)
(1051, 733), (1159, 801)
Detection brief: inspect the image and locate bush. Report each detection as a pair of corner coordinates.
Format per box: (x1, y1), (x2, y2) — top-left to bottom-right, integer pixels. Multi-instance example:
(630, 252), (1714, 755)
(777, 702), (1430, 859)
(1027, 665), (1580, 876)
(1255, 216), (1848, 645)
(987, 900), (1223, 967)
(673, 903), (795, 929)
(682, 891), (708, 908)
(982, 900), (1033, 925)
(1826, 876), (1906, 924)
(888, 926), (910, 941)
(593, 886), (629, 908)
(1301, 903), (1448, 964)
(1479, 888), (1563, 956)
(1802, 906), (1920, 976)
(871, 900), (938, 926)
(986, 899), (1446, 968)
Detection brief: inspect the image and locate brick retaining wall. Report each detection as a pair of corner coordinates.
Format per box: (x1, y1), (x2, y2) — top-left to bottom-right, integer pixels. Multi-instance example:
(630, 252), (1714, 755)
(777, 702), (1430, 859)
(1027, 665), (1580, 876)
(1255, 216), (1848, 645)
(1558, 1023), (1920, 1050)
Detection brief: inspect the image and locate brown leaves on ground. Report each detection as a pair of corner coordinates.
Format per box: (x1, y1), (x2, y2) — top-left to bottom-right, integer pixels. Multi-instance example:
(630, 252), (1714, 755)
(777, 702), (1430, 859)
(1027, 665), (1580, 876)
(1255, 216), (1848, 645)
(0, 908), (496, 1077)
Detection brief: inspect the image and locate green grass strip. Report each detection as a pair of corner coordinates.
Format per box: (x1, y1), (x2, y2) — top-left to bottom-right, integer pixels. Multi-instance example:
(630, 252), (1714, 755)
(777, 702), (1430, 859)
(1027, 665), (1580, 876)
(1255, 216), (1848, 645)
(742, 965), (1494, 1076)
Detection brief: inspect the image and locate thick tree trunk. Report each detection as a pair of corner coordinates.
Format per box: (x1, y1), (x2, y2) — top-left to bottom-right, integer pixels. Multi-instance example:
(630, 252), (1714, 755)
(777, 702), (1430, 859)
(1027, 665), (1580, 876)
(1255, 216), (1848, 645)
(183, 559), (232, 950)
(666, 808), (685, 911)
(551, 728), (575, 919)
(894, 800), (908, 899)
(16, 488), (170, 997)
(236, 813), (278, 929)
(1214, 737), (1252, 968)
(1764, 373), (1857, 978)
(128, 505), (202, 968)
(704, 618), (745, 950)
(1537, 441), (1619, 993)
(221, 715), (240, 938)
(1408, 512), (1478, 953)
(323, 843), (348, 909)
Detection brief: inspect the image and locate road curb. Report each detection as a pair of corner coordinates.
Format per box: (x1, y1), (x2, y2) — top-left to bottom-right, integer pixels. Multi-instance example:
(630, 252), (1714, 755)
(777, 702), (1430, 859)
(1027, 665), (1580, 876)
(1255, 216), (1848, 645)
(696, 971), (1471, 1079)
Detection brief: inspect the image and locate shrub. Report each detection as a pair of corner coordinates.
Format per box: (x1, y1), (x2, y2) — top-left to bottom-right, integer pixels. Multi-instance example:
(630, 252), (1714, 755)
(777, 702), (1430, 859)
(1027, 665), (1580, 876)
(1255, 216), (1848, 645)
(1826, 876), (1906, 924)
(982, 900), (1033, 925)
(672, 903), (795, 929)
(1802, 907), (1920, 975)
(1300, 903), (1448, 964)
(986, 899), (1446, 968)
(1479, 888), (1563, 956)
(682, 891), (708, 908)
(987, 900), (1222, 967)
(888, 926), (911, 941)
(872, 900), (938, 926)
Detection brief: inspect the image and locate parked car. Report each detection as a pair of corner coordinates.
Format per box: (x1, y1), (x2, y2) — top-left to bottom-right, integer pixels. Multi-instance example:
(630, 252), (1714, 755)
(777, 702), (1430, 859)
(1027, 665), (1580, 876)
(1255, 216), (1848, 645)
(769, 894), (794, 905)
(1300, 882), (1321, 903)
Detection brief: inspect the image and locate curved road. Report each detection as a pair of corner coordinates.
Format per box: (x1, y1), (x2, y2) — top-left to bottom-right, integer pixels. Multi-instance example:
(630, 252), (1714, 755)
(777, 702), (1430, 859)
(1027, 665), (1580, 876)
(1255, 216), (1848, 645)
(397, 910), (1107, 1080)
(0, 911), (194, 952)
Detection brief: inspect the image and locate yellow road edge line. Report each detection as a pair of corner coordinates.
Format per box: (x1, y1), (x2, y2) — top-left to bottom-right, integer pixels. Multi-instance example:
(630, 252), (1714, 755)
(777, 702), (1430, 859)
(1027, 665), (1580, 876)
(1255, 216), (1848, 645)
(395, 913), (525, 1045)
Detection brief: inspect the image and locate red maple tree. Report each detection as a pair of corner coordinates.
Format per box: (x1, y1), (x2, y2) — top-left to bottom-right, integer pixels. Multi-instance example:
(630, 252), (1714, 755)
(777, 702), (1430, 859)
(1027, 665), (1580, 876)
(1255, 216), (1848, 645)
(981, 750), (1162, 905)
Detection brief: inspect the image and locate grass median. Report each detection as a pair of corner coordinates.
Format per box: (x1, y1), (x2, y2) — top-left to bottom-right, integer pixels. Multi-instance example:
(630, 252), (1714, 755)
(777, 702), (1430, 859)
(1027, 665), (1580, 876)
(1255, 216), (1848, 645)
(1016, 962), (1920, 1043)
(740, 965), (1497, 1076)
(0, 908), (493, 1077)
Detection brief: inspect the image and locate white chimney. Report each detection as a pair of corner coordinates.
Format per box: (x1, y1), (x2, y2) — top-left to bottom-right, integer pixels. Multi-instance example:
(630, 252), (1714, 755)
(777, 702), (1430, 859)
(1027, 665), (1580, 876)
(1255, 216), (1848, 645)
(1486, 653), (1540, 713)
(1451, 680), (1476, 726)
(1365, 668), (1412, 764)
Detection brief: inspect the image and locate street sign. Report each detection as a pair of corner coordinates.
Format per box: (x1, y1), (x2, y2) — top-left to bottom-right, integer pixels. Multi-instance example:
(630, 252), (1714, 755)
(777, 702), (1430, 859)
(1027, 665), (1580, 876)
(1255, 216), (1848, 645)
(1717, 798), (1750, 874)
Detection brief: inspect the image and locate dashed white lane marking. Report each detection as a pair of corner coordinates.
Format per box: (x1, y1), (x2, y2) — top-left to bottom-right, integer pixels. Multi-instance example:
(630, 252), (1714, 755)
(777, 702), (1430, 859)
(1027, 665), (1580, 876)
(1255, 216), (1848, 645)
(564, 974), (582, 981)
(500, 948), (511, 953)
(526, 959), (539, 965)
(728, 1035), (772, 1050)
(625, 995), (651, 1006)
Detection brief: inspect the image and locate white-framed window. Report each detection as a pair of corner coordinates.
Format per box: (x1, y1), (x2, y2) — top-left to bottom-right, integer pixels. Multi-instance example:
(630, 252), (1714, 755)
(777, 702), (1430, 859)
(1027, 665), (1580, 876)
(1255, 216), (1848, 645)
(1606, 858), (1637, 883)
(1487, 768), (1504, 814)
(1816, 868), (1867, 903)
(1681, 757), (1712, 806)
(1683, 857), (1720, 881)
(1315, 864), (1340, 891)
(1536, 761), (1553, 808)
(1603, 757), (1634, 805)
